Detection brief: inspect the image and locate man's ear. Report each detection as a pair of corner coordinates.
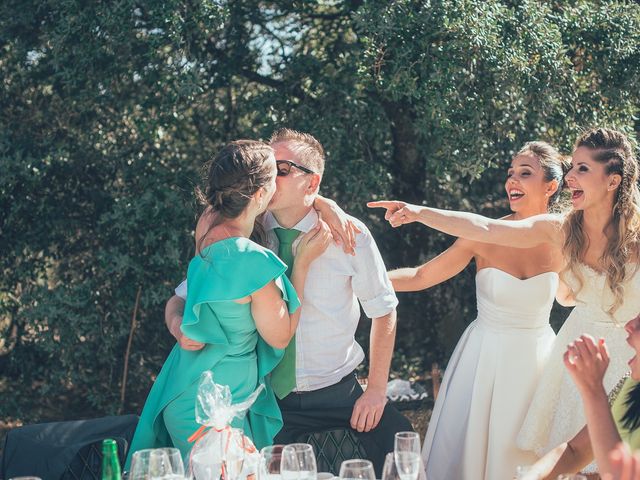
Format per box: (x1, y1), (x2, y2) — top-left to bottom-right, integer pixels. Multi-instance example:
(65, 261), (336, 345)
(307, 174), (321, 193)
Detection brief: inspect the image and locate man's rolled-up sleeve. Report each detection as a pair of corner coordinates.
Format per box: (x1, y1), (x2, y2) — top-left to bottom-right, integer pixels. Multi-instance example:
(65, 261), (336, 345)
(351, 224), (398, 319)
(175, 279), (188, 300)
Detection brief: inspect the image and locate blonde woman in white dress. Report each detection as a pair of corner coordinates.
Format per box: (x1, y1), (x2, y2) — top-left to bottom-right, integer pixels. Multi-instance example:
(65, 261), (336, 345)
(370, 128), (640, 476)
(387, 142), (571, 480)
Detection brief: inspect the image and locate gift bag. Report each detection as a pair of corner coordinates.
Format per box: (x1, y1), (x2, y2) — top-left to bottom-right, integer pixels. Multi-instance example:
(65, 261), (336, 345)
(188, 371), (263, 480)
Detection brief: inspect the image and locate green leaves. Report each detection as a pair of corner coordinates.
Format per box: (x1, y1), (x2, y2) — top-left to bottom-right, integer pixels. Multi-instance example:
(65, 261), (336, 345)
(1, 0), (639, 421)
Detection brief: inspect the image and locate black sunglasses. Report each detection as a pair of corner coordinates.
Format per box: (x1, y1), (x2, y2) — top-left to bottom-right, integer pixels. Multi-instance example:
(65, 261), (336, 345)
(276, 160), (315, 176)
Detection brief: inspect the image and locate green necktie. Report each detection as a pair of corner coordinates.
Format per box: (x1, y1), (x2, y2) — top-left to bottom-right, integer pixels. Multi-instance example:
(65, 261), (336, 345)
(270, 227), (301, 399)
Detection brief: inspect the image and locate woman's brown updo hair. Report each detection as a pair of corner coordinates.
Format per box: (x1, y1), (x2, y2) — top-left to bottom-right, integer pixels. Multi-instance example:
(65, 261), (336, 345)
(516, 141), (569, 208)
(196, 140), (275, 249)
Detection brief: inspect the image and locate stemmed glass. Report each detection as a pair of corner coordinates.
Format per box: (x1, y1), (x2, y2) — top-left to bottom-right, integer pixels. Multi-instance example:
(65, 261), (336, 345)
(394, 432), (421, 480)
(281, 443), (318, 480)
(381, 452), (400, 480)
(129, 448), (185, 479)
(258, 445), (284, 480)
(338, 459), (375, 480)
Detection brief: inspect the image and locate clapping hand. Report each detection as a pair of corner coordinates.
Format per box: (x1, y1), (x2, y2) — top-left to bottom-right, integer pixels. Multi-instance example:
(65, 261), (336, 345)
(563, 334), (610, 397)
(367, 200), (422, 228)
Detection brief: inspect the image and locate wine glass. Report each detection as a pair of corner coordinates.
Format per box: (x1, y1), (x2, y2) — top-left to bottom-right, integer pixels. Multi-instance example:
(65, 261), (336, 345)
(281, 443), (317, 480)
(338, 459), (375, 480)
(381, 452), (400, 480)
(258, 445), (284, 480)
(161, 448), (185, 478)
(190, 449), (222, 480)
(394, 432), (421, 480)
(129, 448), (185, 479)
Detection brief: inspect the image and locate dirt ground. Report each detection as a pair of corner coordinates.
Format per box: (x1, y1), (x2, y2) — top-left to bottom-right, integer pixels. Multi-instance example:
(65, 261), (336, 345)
(401, 406), (431, 439)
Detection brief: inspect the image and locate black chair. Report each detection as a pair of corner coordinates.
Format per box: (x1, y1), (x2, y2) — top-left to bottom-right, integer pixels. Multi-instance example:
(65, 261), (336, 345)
(61, 436), (128, 480)
(1, 415), (138, 480)
(298, 429), (367, 476)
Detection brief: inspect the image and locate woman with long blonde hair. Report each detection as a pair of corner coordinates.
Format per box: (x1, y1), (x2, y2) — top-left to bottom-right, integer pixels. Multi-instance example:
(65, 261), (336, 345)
(370, 128), (640, 476)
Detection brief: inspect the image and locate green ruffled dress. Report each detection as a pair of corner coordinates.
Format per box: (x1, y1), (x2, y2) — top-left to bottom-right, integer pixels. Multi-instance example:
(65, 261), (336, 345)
(125, 237), (300, 468)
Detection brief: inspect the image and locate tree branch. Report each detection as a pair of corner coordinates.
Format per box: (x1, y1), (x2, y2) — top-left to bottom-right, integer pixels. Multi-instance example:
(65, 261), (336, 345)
(240, 67), (286, 89)
(120, 285), (141, 413)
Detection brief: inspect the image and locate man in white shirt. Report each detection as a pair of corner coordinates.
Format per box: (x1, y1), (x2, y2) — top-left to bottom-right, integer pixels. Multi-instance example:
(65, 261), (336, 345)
(166, 129), (412, 474)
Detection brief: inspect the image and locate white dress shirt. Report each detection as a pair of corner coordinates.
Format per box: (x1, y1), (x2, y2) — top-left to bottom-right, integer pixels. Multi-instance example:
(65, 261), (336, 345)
(175, 208), (398, 392)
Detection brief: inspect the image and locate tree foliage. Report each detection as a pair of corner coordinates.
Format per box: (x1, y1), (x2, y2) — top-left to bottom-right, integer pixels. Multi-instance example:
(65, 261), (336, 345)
(1, 0), (639, 421)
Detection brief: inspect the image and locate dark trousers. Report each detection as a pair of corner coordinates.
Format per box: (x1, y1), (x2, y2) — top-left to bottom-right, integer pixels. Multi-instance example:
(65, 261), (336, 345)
(274, 372), (414, 476)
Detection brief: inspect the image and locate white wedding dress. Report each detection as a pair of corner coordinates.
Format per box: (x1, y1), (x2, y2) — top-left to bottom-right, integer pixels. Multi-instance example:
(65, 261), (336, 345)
(422, 267), (558, 480)
(517, 264), (639, 469)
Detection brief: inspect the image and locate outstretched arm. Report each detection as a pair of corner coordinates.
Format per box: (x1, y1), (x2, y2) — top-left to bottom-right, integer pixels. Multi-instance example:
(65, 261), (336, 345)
(367, 200), (563, 249)
(389, 238), (475, 292)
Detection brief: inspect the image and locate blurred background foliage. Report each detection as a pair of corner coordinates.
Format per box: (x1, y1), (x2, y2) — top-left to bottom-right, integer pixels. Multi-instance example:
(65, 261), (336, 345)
(1, 0), (639, 422)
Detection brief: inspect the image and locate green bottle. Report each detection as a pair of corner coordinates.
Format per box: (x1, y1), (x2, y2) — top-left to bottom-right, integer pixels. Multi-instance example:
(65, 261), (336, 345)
(101, 439), (122, 480)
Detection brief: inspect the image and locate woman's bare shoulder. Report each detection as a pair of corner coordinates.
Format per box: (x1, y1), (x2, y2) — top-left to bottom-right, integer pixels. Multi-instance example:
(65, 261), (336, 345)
(195, 207), (216, 240)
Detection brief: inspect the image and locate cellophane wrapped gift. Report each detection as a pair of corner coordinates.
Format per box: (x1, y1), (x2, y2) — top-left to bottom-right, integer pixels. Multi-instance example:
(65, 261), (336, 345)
(188, 371), (263, 480)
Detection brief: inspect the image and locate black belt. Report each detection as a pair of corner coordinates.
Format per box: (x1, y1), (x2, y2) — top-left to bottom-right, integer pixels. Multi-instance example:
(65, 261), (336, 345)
(293, 369), (357, 394)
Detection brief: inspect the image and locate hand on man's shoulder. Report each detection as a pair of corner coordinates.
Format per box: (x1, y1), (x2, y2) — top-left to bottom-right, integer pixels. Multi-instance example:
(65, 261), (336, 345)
(346, 215), (374, 250)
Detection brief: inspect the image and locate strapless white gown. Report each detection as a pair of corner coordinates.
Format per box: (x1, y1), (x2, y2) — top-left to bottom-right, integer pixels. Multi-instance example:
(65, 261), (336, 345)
(517, 264), (639, 468)
(422, 268), (558, 480)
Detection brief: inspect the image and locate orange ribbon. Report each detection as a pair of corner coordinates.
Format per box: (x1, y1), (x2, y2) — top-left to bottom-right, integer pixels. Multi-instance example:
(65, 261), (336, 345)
(187, 425), (209, 444)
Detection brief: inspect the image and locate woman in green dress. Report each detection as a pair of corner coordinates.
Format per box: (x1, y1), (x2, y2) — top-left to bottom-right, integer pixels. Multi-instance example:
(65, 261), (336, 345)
(521, 314), (640, 479)
(126, 140), (331, 468)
